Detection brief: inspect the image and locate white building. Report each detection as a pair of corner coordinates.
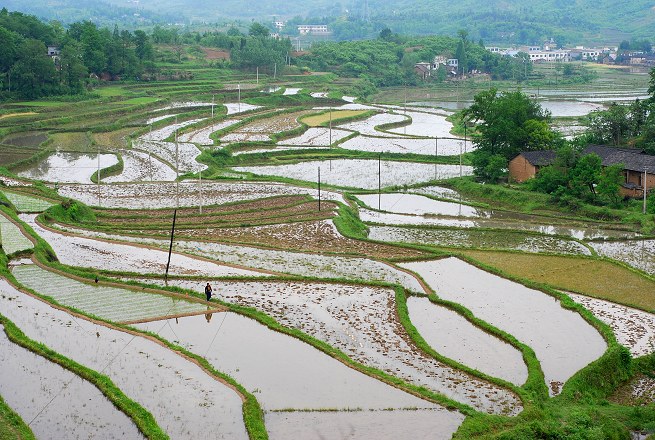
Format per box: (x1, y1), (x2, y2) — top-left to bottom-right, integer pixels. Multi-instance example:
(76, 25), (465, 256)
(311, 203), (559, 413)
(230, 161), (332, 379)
(297, 25), (330, 35)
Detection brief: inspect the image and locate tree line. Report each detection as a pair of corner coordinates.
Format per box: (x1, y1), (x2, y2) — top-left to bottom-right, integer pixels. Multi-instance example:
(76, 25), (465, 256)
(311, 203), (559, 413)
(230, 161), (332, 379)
(0, 8), (155, 99)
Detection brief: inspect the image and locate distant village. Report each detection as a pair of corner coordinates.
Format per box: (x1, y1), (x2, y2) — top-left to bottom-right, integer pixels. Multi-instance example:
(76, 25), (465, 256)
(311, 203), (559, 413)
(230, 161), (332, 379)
(415, 43), (655, 79)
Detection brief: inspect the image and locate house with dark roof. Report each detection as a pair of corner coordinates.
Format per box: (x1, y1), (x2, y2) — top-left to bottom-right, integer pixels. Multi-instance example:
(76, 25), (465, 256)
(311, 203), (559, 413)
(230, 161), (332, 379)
(508, 150), (558, 183)
(509, 146), (655, 197)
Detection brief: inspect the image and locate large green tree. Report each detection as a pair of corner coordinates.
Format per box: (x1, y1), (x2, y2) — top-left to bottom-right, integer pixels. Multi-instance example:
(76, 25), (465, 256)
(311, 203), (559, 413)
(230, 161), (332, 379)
(11, 38), (57, 98)
(464, 88), (559, 180)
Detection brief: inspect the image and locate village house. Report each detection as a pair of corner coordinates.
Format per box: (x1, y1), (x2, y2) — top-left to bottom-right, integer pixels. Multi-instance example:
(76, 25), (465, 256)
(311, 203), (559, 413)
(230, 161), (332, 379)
(297, 24), (330, 35)
(509, 146), (655, 197)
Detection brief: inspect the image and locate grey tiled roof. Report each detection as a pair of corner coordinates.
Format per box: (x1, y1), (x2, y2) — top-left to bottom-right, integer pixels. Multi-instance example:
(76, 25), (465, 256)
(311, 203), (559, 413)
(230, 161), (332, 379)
(520, 150), (557, 166)
(583, 145), (655, 173)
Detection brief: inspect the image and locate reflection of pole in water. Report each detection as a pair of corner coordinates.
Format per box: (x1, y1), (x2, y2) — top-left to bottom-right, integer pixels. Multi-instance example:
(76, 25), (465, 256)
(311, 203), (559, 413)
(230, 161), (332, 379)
(378, 153), (382, 210)
(199, 171), (203, 215)
(434, 137), (438, 180)
(459, 141), (463, 178)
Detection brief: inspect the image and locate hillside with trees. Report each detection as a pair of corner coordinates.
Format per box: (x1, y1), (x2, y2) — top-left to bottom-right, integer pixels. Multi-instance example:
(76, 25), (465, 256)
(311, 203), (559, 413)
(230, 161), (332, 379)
(10, 0), (655, 44)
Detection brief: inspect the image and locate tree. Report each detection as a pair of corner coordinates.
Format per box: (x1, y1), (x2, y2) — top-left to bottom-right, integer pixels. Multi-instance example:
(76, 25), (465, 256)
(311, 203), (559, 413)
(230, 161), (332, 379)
(465, 88), (553, 159)
(569, 153), (602, 198)
(379, 27), (392, 41)
(59, 40), (87, 93)
(249, 22), (270, 38)
(11, 38), (57, 98)
(597, 163), (624, 206)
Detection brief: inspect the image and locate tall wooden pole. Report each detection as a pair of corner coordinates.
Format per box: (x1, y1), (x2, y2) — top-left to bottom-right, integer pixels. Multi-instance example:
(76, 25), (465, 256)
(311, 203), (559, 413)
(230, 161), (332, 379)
(165, 209), (177, 282)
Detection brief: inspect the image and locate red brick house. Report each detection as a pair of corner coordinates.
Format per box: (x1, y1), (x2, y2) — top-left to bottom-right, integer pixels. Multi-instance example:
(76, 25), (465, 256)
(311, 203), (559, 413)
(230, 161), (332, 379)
(509, 146), (655, 197)
(508, 150), (557, 183)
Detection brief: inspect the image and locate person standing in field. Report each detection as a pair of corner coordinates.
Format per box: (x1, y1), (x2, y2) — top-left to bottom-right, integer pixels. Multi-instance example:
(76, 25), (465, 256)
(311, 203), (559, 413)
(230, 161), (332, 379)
(205, 283), (213, 301)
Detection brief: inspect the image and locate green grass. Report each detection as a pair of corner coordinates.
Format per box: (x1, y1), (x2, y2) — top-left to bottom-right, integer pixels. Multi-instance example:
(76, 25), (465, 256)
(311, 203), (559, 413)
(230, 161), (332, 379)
(111, 97), (160, 105)
(95, 87), (131, 97)
(300, 110), (370, 127)
(8, 101), (68, 108)
(456, 249), (655, 312)
(0, 393), (34, 440)
(1, 191), (54, 213)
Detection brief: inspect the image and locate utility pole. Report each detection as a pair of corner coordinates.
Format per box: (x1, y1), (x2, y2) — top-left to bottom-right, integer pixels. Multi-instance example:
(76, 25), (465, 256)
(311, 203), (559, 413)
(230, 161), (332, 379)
(434, 137), (438, 180)
(378, 153), (382, 210)
(256, 66), (259, 84)
(211, 94), (215, 118)
(329, 107), (332, 146)
(165, 209), (177, 283)
(317, 166), (321, 211)
(238, 84), (241, 113)
(459, 141), (463, 178)
(199, 171), (203, 215)
(175, 127), (179, 208)
(274, 63), (277, 79)
(97, 144), (101, 207)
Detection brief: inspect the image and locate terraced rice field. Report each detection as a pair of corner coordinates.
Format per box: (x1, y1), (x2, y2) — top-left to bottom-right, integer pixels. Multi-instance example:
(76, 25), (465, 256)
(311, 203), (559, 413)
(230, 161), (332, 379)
(234, 159), (473, 189)
(0, 280), (248, 439)
(12, 264), (216, 323)
(136, 282), (522, 415)
(3, 79), (654, 439)
(17, 152), (119, 184)
(400, 257), (607, 395)
(57, 180), (345, 209)
(368, 225), (591, 255)
(0, 324), (144, 439)
(0, 214), (33, 255)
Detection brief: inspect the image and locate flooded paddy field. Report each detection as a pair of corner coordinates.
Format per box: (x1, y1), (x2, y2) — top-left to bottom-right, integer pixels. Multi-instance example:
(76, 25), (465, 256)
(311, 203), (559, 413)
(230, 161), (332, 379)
(360, 208), (636, 240)
(356, 193), (483, 217)
(338, 112), (409, 136)
(407, 297), (528, 385)
(0, 280), (248, 439)
(23, 215), (268, 278)
(0, 323), (144, 439)
(57, 181), (345, 208)
(162, 219), (426, 259)
(279, 127), (352, 147)
(102, 149), (177, 183)
(178, 119), (239, 145)
(400, 258), (607, 395)
(59, 227), (426, 291)
(136, 313), (458, 412)
(590, 239), (655, 276)
(16, 152), (118, 184)
(234, 159), (473, 190)
(137, 282), (522, 415)
(339, 135), (468, 156)
(265, 408), (465, 440)
(368, 225), (591, 255)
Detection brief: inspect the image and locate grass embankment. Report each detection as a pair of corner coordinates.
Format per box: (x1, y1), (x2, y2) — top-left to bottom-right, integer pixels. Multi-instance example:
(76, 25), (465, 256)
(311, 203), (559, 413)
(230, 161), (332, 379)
(446, 178), (654, 231)
(0, 394), (34, 440)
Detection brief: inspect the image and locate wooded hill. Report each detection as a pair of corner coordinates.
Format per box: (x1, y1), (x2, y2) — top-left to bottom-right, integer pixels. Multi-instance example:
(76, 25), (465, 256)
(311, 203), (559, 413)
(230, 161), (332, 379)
(8, 0), (653, 44)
